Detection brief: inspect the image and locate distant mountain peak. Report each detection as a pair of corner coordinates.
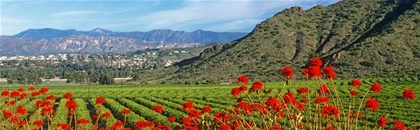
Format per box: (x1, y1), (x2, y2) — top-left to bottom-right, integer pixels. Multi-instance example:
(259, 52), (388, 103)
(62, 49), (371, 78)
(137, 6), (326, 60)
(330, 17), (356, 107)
(90, 28), (113, 34)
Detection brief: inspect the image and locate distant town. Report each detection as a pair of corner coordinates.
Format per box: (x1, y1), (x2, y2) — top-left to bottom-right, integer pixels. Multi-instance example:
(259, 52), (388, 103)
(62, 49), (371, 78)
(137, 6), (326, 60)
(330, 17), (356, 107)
(0, 49), (195, 69)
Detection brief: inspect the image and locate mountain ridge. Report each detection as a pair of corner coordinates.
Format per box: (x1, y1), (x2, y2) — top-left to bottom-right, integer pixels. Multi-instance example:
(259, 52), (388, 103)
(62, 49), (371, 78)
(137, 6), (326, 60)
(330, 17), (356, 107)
(0, 28), (248, 56)
(135, 0), (420, 84)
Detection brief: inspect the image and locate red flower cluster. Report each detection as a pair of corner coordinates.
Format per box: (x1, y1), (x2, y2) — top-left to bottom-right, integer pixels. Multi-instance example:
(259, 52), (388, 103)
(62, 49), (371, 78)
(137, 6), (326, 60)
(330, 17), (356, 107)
(315, 97), (329, 104)
(250, 80), (263, 92)
(167, 116), (176, 122)
(321, 106), (340, 117)
(318, 85), (331, 95)
(63, 92), (73, 100)
(202, 106), (212, 113)
(350, 90), (358, 96)
(135, 120), (155, 129)
(181, 101), (194, 112)
(393, 120), (406, 130)
(323, 66), (336, 80)
(281, 66), (294, 78)
(365, 96), (380, 111)
(95, 97), (106, 104)
(297, 87), (309, 95)
(121, 108), (131, 115)
(402, 89), (415, 100)
(77, 118), (90, 124)
(152, 105), (164, 114)
(40, 87), (49, 94)
(377, 116), (387, 128)
(370, 82), (382, 93)
(351, 79), (362, 87)
(65, 100), (78, 109)
(237, 75), (249, 85)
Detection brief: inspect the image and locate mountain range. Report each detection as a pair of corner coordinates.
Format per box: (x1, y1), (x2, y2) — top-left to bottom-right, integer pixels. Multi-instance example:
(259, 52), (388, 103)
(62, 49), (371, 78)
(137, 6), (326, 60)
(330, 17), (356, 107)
(0, 28), (248, 56)
(135, 0), (420, 84)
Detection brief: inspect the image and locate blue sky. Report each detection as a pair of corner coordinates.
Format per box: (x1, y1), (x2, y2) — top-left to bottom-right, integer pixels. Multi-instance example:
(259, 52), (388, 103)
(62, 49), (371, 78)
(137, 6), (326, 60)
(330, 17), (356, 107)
(1, 0), (340, 35)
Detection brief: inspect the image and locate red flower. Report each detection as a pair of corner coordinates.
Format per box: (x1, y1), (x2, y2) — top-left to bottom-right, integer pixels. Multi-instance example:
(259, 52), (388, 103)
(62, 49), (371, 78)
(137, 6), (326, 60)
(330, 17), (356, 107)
(351, 79), (362, 87)
(17, 87), (25, 92)
(41, 106), (55, 116)
(95, 97), (106, 104)
(152, 105), (164, 114)
(20, 92), (27, 99)
(239, 85), (247, 92)
(237, 75), (249, 85)
(370, 82), (382, 93)
(57, 124), (70, 129)
(2, 110), (13, 118)
(269, 125), (282, 130)
(326, 126), (335, 130)
(77, 118), (90, 124)
(377, 116), (387, 128)
(35, 100), (43, 108)
(315, 97), (329, 104)
(310, 57), (323, 67)
(250, 80), (263, 92)
(39, 87), (49, 94)
(402, 89), (415, 100)
(103, 112), (111, 118)
(300, 98), (308, 103)
(266, 97), (281, 110)
(323, 66), (336, 80)
(202, 106), (212, 113)
(9, 100), (17, 105)
(188, 109), (202, 118)
(308, 66), (322, 78)
(393, 120), (406, 130)
(16, 106), (27, 115)
(237, 102), (253, 114)
(321, 106), (340, 117)
(1, 90), (10, 97)
(65, 100), (78, 109)
(31, 91), (41, 97)
(63, 92), (72, 100)
(283, 92), (295, 105)
(135, 120), (155, 129)
(297, 87), (309, 95)
(168, 116), (176, 122)
(318, 85), (331, 95)
(181, 101), (194, 112)
(28, 86), (35, 91)
(231, 87), (241, 97)
(365, 96), (380, 111)
(219, 124), (232, 130)
(281, 66), (294, 78)
(46, 95), (55, 100)
(121, 108), (131, 115)
(33, 120), (43, 127)
(350, 90), (358, 96)
(302, 69), (309, 77)
(10, 90), (20, 98)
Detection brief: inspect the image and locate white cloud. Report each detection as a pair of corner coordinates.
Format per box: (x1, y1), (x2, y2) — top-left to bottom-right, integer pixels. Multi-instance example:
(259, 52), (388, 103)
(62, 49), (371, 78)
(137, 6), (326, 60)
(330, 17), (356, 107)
(135, 0), (304, 31)
(50, 10), (98, 17)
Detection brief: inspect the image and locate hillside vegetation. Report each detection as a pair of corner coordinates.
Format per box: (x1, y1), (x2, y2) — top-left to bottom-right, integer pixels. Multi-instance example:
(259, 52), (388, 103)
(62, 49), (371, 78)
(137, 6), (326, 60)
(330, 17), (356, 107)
(137, 0), (420, 84)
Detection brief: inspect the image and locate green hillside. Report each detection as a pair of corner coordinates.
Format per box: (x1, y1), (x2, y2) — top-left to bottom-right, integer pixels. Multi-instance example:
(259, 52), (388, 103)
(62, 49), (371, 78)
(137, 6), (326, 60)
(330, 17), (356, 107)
(137, 0), (420, 84)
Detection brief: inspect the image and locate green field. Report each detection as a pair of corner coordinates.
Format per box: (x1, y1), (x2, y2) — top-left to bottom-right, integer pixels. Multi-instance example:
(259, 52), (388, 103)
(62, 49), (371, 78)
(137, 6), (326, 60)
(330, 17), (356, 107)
(1, 77), (419, 129)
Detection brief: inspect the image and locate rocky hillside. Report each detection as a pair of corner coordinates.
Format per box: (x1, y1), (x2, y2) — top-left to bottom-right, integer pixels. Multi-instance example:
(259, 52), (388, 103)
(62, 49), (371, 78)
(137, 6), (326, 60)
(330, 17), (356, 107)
(0, 28), (247, 56)
(136, 0), (420, 84)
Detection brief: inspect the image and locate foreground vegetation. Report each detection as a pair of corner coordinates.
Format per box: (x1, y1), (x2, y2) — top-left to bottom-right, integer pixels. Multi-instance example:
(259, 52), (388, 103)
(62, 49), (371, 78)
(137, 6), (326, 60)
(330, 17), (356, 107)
(1, 75), (419, 129)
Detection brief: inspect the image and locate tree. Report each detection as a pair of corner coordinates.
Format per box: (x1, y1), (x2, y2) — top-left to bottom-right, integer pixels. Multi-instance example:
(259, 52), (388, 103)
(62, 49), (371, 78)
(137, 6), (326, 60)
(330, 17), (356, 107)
(99, 74), (115, 85)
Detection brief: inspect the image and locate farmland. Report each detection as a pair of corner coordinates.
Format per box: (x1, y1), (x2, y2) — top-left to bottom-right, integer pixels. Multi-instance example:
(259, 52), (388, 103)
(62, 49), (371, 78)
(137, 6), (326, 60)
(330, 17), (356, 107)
(1, 76), (419, 129)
